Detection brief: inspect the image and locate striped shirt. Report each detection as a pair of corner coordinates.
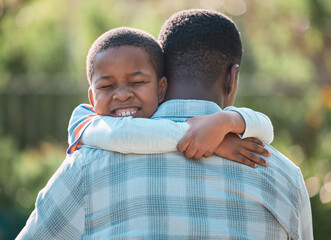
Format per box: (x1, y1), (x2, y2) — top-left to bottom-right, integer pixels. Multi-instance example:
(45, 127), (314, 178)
(17, 99), (313, 239)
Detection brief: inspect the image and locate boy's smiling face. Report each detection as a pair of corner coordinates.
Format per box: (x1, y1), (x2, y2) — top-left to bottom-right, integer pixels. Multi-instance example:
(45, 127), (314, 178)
(89, 45), (167, 118)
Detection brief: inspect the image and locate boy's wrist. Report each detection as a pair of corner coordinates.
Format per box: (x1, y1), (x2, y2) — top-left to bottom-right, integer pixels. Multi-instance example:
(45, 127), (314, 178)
(212, 111), (237, 135)
(225, 111), (245, 135)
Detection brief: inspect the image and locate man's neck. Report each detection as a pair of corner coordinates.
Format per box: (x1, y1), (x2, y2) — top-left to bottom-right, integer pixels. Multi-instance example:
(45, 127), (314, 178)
(164, 83), (222, 106)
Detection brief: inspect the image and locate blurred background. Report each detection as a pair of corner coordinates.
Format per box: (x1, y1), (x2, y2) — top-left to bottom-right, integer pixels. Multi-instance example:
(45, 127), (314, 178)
(0, 0), (330, 239)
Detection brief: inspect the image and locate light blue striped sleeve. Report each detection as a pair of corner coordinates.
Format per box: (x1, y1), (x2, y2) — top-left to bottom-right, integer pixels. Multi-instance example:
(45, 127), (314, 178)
(224, 106), (274, 144)
(81, 116), (189, 154)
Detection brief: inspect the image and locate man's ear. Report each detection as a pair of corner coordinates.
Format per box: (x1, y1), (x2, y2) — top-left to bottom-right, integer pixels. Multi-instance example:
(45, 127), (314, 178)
(88, 87), (95, 106)
(223, 64), (239, 107)
(157, 77), (168, 104)
(224, 64), (239, 95)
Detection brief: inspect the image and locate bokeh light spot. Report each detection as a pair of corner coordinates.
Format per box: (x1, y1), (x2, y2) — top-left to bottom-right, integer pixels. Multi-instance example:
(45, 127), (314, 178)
(224, 0), (247, 16)
(16, 6), (34, 28)
(325, 182), (331, 192)
(320, 185), (331, 204)
(324, 171), (331, 185)
(286, 145), (304, 165)
(305, 177), (320, 198)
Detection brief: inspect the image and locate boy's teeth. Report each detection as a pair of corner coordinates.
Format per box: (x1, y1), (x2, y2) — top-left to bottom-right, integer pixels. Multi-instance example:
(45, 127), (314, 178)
(115, 108), (137, 117)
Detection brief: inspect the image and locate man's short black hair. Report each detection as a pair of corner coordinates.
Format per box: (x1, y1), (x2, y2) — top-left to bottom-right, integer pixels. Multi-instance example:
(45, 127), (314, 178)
(87, 27), (164, 85)
(158, 9), (243, 87)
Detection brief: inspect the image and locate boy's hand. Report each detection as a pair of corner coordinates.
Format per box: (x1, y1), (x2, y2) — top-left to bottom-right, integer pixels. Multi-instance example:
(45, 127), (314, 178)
(177, 113), (234, 159)
(213, 133), (270, 168)
(178, 131), (270, 168)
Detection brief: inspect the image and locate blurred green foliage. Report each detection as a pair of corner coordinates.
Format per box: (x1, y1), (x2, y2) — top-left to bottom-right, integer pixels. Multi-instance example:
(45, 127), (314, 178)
(0, 0), (330, 239)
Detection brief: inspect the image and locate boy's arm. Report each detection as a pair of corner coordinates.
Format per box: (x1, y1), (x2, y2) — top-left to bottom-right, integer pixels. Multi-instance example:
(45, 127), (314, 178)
(67, 104), (189, 154)
(69, 107), (269, 169)
(67, 105), (272, 156)
(224, 106), (274, 144)
(67, 104), (98, 153)
(81, 116), (189, 154)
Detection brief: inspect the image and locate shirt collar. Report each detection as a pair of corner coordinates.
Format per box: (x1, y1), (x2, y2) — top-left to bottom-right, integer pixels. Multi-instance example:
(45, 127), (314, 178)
(152, 99), (222, 122)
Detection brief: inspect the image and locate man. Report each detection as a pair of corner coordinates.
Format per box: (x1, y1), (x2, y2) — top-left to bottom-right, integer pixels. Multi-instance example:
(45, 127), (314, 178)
(17, 9), (313, 239)
(155, 9), (313, 239)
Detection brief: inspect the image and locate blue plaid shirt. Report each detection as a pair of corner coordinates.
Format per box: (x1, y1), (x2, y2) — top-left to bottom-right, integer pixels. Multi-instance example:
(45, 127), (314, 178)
(17, 100), (313, 239)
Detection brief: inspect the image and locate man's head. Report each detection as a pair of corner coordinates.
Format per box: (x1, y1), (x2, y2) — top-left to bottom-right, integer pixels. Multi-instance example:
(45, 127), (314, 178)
(158, 9), (243, 108)
(86, 27), (167, 118)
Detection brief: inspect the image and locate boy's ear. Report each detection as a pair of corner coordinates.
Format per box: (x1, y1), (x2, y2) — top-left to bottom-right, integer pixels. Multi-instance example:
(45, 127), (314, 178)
(88, 87), (95, 106)
(157, 77), (168, 104)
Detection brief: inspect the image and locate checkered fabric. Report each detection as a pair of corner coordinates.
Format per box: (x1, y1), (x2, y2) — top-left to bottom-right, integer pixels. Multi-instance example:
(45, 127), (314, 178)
(17, 100), (313, 239)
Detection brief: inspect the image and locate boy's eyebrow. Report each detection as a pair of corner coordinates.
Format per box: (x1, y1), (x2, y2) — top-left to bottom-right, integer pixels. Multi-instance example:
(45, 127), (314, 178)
(95, 75), (113, 82)
(129, 70), (148, 77)
(95, 71), (149, 82)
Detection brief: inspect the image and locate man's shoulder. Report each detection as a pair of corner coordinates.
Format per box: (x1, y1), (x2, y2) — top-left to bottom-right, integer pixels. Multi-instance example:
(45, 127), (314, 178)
(266, 144), (301, 175)
(70, 146), (117, 166)
(260, 144), (311, 238)
(262, 144), (305, 191)
(259, 144), (306, 215)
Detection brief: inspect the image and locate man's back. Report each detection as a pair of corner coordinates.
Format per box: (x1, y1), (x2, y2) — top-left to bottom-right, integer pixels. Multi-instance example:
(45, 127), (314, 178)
(79, 100), (312, 239)
(79, 144), (310, 239)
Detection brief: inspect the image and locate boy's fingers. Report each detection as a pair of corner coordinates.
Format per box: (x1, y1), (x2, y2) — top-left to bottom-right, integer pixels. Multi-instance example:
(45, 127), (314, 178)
(240, 149), (269, 167)
(184, 142), (198, 159)
(242, 141), (270, 157)
(244, 137), (265, 147)
(203, 151), (213, 158)
(193, 149), (205, 160)
(233, 154), (257, 168)
(177, 134), (191, 153)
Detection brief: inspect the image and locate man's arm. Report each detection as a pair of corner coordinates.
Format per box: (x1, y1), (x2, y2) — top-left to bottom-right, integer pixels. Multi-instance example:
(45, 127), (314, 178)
(16, 154), (85, 239)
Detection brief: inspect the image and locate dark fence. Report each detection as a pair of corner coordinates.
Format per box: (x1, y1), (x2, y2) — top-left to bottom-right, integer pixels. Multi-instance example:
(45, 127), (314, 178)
(0, 74), (89, 148)
(0, 93), (88, 148)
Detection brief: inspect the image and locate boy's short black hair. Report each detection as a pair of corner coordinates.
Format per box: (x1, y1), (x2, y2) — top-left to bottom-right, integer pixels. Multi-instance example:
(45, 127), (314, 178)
(87, 27), (164, 85)
(158, 9), (243, 87)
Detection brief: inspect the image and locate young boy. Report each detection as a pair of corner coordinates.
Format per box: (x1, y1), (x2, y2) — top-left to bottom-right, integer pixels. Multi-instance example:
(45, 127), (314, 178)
(67, 27), (273, 167)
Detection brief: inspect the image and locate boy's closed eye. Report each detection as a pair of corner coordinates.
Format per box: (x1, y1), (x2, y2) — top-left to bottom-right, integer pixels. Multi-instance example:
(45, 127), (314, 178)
(129, 71), (151, 85)
(99, 84), (114, 89)
(130, 80), (148, 86)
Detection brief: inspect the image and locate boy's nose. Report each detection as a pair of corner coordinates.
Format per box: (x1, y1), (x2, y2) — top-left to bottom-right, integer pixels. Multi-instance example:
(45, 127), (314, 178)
(113, 86), (134, 101)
